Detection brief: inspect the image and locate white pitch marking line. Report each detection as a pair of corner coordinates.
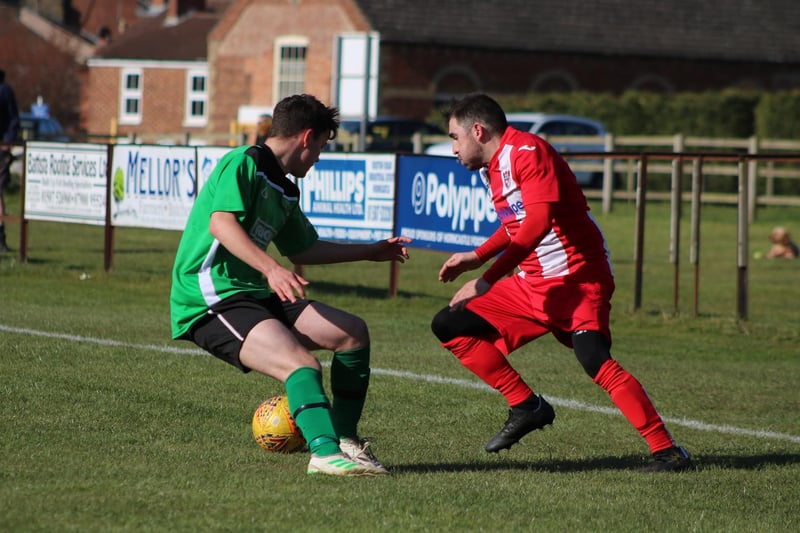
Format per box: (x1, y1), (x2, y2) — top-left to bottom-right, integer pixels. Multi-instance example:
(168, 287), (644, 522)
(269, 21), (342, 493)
(2, 323), (799, 445)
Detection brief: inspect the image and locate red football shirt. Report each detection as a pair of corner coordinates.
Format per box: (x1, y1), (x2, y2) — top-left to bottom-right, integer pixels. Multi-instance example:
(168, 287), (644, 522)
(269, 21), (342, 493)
(483, 127), (612, 283)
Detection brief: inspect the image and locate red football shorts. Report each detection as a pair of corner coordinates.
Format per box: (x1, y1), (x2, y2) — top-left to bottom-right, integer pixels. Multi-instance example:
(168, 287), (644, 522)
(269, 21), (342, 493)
(465, 273), (614, 355)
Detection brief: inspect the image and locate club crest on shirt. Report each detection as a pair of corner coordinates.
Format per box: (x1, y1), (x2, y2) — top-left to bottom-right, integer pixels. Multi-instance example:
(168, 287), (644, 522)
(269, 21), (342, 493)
(502, 169), (513, 188)
(250, 218), (277, 247)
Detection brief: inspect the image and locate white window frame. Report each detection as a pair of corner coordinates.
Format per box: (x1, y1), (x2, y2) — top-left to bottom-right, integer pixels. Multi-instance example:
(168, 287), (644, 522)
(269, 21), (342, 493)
(184, 68), (209, 127)
(119, 68), (143, 125)
(273, 36), (309, 102)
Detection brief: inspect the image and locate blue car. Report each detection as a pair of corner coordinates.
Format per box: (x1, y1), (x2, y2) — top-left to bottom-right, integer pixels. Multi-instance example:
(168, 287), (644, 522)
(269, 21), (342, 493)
(9, 112), (70, 177)
(18, 112), (69, 142)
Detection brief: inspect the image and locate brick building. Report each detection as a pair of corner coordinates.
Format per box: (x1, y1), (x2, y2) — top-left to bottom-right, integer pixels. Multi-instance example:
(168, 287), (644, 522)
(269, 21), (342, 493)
(73, 0), (800, 141)
(85, 4), (225, 142)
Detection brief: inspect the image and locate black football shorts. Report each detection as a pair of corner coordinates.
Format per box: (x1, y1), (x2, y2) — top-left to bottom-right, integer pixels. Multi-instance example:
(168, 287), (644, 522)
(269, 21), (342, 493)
(187, 292), (311, 372)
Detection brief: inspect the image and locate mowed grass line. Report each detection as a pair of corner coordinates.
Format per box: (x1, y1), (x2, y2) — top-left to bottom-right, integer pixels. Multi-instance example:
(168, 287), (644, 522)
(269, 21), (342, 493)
(3, 322), (799, 445)
(1, 193), (799, 532)
(2, 329), (798, 532)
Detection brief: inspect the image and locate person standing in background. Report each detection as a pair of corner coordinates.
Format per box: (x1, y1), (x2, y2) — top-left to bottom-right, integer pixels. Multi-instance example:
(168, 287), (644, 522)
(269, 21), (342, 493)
(766, 226), (799, 259)
(253, 113), (272, 145)
(0, 68), (20, 253)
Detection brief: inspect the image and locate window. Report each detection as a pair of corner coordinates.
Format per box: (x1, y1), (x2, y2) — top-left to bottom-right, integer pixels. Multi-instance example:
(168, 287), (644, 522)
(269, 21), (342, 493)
(628, 74), (674, 93)
(529, 70), (578, 93)
(538, 121), (600, 136)
(433, 64), (480, 110)
(184, 69), (208, 127)
(274, 36), (308, 101)
(120, 68), (143, 125)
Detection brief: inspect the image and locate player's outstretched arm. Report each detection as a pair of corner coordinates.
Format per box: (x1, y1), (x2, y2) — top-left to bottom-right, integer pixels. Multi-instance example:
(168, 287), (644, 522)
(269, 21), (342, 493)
(438, 251), (483, 282)
(288, 236), (411, 266)
(440, 226), (511, 282)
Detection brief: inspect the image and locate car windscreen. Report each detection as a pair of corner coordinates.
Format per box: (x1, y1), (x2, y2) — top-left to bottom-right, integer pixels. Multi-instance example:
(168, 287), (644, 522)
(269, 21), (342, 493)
(508, 121), (536, 132)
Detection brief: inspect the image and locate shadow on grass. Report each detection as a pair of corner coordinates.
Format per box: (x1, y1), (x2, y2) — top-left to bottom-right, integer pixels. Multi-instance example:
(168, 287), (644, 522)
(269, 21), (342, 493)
(393, 452), (800, 474)
(697, 452), (800, 470)
(8, 256), (49, 264)
(306, 280), (426, 299)
(114, 248), (176, 254)
(393, 454), (643, 474)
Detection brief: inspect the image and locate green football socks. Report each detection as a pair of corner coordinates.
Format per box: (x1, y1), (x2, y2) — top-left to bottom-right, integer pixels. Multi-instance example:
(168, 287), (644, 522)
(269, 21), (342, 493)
(330, 346), (371, 439)
(285, 367), (339, 457)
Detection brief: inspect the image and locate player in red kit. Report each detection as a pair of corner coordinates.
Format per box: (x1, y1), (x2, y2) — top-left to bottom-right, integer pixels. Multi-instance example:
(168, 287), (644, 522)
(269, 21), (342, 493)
(430, 93), (693, 472)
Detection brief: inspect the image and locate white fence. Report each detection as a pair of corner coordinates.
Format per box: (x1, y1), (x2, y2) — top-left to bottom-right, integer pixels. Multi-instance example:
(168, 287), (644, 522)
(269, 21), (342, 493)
(78, 129), (800, 216)
(411, 132), (800, 216)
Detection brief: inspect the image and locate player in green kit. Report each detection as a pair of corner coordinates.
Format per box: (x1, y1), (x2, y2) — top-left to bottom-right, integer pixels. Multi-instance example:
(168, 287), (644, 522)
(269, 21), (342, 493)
(170, 94), (410, 476)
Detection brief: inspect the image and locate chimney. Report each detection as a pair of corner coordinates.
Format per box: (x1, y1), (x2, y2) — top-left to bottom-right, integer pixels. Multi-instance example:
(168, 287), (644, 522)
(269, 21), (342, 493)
(165, 0), (207, 25)
(167, 0), (178, 22)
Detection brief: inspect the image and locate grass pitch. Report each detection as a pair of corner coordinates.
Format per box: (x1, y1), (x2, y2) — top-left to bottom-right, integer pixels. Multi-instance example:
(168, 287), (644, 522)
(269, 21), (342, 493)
(1, 194), (798, 532)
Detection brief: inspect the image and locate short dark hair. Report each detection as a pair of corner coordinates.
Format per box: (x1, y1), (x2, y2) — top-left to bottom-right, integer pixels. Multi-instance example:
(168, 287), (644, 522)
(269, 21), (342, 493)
(448, 93), (508, 135)
(270, 94), (339, 140)
(0, 70), (5, 83)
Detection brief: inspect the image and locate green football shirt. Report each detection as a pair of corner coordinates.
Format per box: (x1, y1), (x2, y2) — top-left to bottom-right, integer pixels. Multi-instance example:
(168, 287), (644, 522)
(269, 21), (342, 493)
(170, 145), (318, 339)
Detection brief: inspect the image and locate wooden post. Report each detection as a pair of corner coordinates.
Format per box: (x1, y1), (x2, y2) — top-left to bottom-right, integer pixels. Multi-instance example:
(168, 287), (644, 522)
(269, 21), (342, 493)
(103, 143), (115, 272)
(602, 133), (614, 215)
(747, 136), (758, 223)
(689, 157), (703, 317)
(389, 260), (399, 297)
(670, 136), (684, 314)
(736, 157), (749, 321)
(633, 155), (648, 311)
(19, 143), (29, 263)
(229, 120), (238, 147)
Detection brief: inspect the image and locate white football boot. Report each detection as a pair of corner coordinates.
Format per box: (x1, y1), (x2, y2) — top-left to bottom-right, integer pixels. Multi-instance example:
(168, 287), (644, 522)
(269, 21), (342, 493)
(339, 437), (391, 475)
(307, 452), (385, 477)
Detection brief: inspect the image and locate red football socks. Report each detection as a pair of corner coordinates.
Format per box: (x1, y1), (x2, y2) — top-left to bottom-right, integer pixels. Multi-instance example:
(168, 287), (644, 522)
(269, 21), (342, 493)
(443, 336), (534, 406)
(593, 359), (675, 453)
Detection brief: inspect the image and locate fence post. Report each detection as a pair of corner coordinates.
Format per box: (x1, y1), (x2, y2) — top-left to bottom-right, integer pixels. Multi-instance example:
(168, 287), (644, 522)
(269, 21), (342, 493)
(19, 143), (29, 263)
(412, 132), (423, 154)
(104, 143), (115, 272)
(689, 157), (703, 317)
(633, 155), (648, 311)
(602, 133), (614, 214)
(670, 135), (684, 313)
(229, 120), (238, 147)
(747, 136), (758, 223)
(736, 157), (749, 321)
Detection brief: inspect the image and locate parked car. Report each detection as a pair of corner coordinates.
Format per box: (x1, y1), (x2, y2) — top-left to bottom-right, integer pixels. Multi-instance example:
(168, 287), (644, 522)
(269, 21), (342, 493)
(9, 112), (69, 177)
(425, 112), (607, 187)
(335, 116), (445, 153)
(17, 112), (69, 142)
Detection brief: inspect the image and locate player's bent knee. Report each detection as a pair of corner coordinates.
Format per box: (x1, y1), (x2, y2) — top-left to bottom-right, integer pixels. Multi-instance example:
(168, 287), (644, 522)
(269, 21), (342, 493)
(431, 306), (496, 343)
(572, 330), (612, 378)
(345, 315), (370, 345)
(305, 302), (370, 347)
(431, 307), (454, 342)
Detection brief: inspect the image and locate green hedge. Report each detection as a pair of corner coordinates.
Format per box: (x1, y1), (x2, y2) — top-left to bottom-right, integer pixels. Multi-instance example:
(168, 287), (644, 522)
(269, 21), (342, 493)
(755, 91), (800, 139)
(481, 90), (800, 139)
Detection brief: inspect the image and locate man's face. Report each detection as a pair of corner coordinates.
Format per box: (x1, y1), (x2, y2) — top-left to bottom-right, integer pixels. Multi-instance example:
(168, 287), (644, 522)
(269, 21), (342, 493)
(448, 117), (483, 170)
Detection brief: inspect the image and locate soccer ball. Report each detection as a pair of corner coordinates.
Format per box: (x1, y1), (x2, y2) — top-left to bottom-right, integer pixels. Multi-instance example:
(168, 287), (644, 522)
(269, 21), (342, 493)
(252, 395), (306, 453)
